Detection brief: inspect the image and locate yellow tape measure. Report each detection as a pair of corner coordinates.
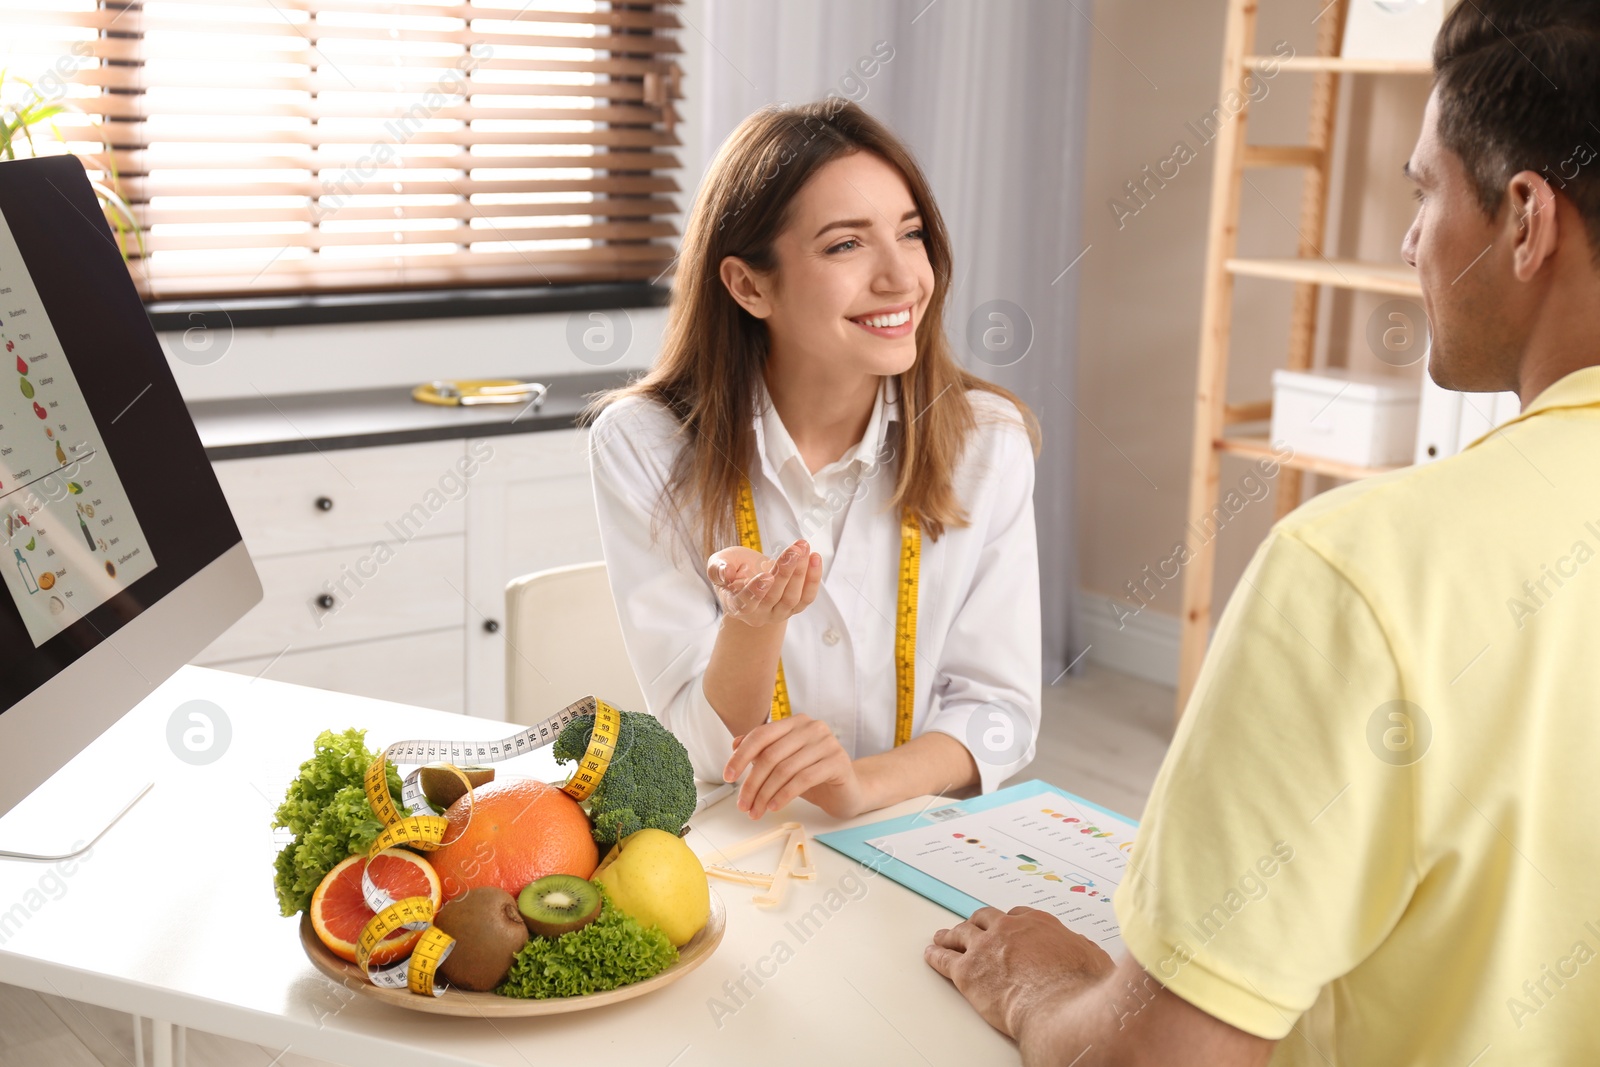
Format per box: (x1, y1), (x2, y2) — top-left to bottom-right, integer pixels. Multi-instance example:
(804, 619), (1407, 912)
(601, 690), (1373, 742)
(893, 509), (921, 747)
(560, 700), (621, 800)
(350, 695), (624, 996)
(734, 478), (920, 746)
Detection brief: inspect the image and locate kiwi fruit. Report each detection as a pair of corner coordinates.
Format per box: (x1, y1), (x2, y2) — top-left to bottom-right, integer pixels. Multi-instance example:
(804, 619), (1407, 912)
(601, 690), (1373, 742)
(517, 874), (602, 939)
(419, 764), (494, 813)
(431, 887), (528, 991)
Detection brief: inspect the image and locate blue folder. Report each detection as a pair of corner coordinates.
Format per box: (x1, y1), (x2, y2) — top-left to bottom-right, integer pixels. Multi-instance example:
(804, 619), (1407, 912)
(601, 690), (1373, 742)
(814, 778), (1140, 919)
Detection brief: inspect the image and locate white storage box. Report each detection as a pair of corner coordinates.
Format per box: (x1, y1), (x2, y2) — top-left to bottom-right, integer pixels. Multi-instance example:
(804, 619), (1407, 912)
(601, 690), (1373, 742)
(1342, 0), (1460, 63)
(1270, 368), (1421, 469)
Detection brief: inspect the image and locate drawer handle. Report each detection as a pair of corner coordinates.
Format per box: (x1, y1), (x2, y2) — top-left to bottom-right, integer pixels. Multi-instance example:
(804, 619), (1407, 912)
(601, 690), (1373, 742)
(483, 619), (500, 634)
(316, 593), (336, 610)
(315, 496), (334, 512)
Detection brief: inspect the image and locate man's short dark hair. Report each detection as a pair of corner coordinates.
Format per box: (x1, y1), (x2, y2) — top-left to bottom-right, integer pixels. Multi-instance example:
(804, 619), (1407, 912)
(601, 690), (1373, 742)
(1434, 1), (1600, 260)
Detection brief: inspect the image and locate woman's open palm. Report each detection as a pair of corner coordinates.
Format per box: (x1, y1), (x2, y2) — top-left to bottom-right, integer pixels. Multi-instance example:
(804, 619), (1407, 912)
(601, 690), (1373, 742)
(706, 539), (821, 626)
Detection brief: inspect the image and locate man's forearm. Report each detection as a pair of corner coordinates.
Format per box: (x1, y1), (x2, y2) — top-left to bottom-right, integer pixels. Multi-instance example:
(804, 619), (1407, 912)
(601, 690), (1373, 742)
(1015, 973), (1132, 1067)
(1013, 959), (1273, 1067)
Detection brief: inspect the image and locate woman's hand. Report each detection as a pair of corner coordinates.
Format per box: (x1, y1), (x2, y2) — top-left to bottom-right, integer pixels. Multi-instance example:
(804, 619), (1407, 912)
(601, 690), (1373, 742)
(706, 539), (821, 627)
(722, 713), (872, 820)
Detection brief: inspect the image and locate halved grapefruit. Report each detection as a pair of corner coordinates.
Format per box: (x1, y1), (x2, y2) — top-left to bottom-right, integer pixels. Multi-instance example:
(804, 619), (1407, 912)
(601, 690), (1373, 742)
(309, 849), (441, 966)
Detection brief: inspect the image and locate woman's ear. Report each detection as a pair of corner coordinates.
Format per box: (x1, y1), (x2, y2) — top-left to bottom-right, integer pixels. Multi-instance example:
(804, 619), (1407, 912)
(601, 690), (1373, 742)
(720, 255), (775, 320)
(1507, 170), (1560, 283)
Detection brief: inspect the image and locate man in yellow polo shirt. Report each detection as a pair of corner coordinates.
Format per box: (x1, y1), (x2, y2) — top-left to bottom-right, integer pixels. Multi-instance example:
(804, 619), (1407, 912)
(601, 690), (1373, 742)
(924, 3), (1600, 1064)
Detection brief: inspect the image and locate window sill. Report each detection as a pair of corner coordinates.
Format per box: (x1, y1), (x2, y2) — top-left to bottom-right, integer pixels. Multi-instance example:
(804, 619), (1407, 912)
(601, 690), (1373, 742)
(143, 282), (671, 332)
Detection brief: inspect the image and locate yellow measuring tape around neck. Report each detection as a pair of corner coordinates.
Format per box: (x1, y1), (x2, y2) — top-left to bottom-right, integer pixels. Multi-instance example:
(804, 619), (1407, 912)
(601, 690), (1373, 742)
(735, 478), (921, 746)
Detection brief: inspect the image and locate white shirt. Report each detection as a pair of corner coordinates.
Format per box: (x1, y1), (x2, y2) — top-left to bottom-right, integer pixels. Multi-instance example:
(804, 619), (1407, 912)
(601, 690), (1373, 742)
(587, 381), (1042, 794)
(756, 373), (891, 576)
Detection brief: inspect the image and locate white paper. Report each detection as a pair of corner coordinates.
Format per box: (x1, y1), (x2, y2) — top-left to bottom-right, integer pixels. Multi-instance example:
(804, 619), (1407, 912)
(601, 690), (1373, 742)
(868, 794), (1137, 954)
(0, 207), (158, 646)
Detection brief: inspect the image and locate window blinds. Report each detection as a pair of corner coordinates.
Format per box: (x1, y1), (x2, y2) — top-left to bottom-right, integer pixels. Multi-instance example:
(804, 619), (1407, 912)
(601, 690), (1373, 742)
(6, 0), (682, 298)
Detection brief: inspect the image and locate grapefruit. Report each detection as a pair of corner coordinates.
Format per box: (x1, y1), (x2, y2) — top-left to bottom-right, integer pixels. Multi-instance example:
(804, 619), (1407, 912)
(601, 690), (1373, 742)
(426, 777), (598, 902)
(309, 849), (441, 965)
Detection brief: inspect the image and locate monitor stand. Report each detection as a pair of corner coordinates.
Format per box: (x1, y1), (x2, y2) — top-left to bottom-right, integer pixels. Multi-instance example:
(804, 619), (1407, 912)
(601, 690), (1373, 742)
(0, 778), (153, 861)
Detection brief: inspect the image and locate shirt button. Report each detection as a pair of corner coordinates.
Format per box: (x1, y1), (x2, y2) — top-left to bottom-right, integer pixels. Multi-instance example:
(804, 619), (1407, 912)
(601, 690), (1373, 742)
(822, 627), (842, 646)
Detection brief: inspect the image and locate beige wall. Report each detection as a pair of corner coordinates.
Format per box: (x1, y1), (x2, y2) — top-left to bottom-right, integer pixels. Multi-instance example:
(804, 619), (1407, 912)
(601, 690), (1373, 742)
(1075, 0), (1434, 638)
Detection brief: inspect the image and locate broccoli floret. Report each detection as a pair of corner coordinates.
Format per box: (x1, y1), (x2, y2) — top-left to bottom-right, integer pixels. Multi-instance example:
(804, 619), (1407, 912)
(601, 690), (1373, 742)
(553, 710), (697, 849)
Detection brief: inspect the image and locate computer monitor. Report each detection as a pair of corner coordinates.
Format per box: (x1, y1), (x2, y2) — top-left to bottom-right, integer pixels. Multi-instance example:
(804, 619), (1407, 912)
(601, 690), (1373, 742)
(0, 155), (261, 856)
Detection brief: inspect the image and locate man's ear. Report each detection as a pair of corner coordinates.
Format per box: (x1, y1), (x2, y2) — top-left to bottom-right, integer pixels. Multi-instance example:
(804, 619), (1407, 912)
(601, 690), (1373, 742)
(1507, 170), (1560, 282)
(720, 255), (774, 320)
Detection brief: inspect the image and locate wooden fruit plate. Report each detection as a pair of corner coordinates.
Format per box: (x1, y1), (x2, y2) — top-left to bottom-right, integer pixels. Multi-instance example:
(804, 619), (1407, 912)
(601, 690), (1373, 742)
(298, 890), (726, 1017)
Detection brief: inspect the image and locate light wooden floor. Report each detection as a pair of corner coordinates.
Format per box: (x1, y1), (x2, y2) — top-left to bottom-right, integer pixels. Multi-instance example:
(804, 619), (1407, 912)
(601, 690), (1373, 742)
(0, 662), (1176, 1067)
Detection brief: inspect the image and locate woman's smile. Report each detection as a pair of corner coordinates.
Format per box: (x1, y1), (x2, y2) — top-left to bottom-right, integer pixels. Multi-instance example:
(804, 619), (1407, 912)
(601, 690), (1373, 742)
(847, 301), (916, 338)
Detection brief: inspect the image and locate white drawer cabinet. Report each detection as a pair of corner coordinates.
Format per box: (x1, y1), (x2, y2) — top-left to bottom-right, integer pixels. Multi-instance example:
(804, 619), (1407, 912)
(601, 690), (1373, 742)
(195, 429), (601, 719)
(196, 534), (465, 663)
(211, 630), (467, 715)
(463, 430), (604, 718)
(211, 438), (468, 556)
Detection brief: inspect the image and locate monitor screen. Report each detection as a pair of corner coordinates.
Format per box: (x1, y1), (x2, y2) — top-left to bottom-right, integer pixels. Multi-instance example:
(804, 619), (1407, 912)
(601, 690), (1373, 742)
(0, 155), (245, 713)
(2, 217), (161, 645)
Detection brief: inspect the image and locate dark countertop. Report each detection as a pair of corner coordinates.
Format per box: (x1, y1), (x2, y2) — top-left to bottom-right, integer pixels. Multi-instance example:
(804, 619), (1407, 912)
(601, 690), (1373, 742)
(189, 369), (638, 461)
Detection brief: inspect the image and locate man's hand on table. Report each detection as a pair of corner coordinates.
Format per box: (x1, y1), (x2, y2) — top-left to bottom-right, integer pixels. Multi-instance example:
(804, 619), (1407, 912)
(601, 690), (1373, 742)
(925, 907), (1279, 1066)
(925, 906), (1114, 1036)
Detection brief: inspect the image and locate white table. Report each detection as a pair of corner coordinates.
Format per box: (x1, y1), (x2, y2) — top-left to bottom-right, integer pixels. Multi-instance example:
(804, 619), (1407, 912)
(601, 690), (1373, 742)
(0, 666), (1020, 1067)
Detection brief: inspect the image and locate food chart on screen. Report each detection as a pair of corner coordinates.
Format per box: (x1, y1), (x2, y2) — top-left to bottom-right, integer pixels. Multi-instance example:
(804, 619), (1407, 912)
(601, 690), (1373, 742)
(0, 206), (158, 646)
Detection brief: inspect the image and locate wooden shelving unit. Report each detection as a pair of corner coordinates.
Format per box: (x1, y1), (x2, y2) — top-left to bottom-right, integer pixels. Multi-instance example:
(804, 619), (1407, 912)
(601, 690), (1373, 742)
(1225, 258), (1424, 297)
(1246, 55), (1432, 75)
(1215, 435), (1407, 482)
(1174, 0), (1434, 720)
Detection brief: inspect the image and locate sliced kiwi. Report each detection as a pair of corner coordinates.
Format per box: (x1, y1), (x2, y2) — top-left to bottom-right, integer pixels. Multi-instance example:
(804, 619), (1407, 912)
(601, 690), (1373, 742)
(517, 874), (602, 939)
(432, 887), (528, 991)
(420, 763), (494, 813)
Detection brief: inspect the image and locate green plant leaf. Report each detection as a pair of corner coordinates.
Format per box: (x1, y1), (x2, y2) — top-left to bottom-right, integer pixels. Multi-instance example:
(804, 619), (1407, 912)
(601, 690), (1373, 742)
(89, 179), (147, 263)
(23, 103), (67, 126)
(1, 62), (146, 269)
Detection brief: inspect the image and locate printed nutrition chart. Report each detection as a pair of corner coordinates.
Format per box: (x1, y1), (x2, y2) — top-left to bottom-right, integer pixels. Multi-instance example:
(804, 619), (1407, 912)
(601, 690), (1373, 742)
(0, 206), (157, 646)
(868, 793), (1138, 954)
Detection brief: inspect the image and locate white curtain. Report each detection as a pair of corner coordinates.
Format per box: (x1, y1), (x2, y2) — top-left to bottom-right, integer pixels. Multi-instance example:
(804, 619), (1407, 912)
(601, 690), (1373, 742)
(682, 0), (1091, 683)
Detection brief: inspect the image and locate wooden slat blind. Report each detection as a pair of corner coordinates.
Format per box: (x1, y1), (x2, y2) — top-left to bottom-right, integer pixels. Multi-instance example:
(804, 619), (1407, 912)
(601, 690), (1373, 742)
(6, 0), (682, 298)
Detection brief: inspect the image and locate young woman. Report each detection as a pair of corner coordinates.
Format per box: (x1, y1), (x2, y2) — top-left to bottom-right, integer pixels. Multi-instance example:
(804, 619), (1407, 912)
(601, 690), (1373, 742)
(584, 98), (1043, 822)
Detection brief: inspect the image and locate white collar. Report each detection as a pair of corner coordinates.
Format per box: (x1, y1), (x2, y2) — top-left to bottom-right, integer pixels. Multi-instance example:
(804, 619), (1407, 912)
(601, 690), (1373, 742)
(753, 375), (899, 481)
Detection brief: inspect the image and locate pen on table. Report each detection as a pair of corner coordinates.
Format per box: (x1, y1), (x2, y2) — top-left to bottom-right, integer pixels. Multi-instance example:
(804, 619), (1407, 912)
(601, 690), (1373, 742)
(695, 782), (736, 813)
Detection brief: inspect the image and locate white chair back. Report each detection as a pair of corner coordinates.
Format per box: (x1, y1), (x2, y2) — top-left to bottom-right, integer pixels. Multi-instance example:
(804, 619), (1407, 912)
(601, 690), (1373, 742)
(503, 561), (647, 725)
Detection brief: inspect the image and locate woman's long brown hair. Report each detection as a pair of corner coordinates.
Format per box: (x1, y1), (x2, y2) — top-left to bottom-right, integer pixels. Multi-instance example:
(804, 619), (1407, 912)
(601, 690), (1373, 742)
(582, 97), (1041, 563)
